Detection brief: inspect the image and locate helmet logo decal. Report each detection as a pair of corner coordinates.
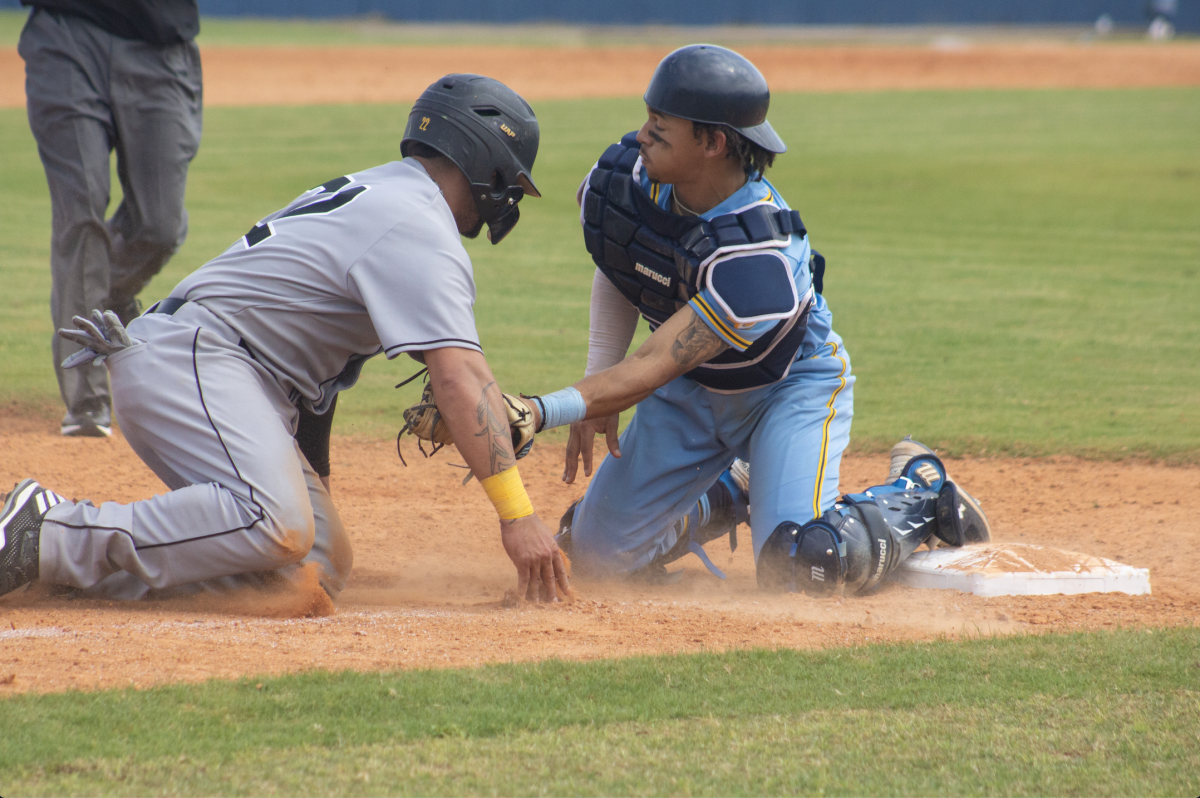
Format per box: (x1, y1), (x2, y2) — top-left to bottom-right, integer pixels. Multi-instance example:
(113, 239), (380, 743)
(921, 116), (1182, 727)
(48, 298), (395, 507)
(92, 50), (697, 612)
(500, 123), (517, 139)
(419, 117), (430, 131)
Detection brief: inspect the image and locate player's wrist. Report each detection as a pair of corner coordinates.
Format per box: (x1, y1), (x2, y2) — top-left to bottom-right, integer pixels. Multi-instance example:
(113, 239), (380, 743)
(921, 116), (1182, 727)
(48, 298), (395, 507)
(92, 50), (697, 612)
(480, 465), (534, 520)
(527, 387), (587, 432)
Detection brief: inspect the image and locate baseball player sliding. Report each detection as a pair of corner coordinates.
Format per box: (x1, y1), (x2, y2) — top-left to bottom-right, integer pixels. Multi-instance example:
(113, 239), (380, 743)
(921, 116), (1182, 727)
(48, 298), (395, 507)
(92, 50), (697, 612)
(514, 45), (992, 596)
(0, 75), (571, 604)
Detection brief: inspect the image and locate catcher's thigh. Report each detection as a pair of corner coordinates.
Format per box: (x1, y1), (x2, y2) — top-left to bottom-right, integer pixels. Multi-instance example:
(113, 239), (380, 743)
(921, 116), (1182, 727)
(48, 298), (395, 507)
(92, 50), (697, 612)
(744, 343), (855, 562)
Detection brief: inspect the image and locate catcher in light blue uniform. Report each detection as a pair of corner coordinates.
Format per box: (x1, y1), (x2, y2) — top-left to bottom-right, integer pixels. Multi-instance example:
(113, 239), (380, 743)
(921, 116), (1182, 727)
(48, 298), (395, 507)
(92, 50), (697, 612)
(517, 46), (992, 597)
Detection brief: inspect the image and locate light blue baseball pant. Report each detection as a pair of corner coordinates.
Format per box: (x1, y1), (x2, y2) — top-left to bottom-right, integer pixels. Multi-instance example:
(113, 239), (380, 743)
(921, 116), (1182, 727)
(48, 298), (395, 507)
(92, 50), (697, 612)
(570, 338), (854, 575)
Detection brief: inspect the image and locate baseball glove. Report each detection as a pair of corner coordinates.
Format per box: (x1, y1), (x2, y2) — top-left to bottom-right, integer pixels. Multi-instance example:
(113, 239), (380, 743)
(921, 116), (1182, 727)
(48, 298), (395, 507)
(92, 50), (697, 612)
(398, 379), (537, 461)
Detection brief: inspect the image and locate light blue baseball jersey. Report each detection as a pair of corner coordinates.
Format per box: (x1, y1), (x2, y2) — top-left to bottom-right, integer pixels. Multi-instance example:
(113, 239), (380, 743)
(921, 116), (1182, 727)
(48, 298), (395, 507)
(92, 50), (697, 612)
(635, 167), (836, 361)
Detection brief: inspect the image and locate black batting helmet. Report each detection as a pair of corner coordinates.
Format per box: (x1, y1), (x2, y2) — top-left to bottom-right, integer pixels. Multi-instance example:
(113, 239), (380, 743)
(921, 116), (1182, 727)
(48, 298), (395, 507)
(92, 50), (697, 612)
(402, 74), (540, 244)
(644, 44), (786, 154)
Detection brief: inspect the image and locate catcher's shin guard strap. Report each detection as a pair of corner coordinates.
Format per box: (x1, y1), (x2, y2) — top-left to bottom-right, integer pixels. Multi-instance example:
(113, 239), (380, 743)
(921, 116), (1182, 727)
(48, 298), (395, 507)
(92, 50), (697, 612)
(532, 386), (587, 432)
(480, 466), (535, 520)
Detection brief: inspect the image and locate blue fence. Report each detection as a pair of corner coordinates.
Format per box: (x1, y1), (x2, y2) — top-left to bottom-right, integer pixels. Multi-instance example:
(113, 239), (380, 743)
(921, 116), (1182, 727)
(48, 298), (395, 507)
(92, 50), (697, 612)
(2, 0), (1195, 31)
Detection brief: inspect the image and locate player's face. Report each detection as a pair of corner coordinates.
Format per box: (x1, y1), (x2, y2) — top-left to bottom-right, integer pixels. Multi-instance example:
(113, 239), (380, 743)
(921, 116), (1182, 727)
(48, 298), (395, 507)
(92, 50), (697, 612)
(636, 108), (706, 184)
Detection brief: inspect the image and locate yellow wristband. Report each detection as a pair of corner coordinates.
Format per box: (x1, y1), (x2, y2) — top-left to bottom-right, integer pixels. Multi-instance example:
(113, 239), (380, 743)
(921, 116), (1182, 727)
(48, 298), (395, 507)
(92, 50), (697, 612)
(480, 466), (534, 520)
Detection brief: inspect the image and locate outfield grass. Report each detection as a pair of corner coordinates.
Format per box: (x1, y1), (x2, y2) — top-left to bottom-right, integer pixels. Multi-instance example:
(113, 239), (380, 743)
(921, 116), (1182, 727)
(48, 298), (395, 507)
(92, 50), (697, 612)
(1, 628), (1196, 796)
(2, 87), (1197, 457)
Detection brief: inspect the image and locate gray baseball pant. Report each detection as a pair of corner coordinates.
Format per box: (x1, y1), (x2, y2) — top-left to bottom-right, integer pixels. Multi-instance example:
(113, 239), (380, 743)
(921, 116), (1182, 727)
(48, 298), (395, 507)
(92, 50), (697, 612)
(37, 306), (353, 599)
(19, 8), (203, 420)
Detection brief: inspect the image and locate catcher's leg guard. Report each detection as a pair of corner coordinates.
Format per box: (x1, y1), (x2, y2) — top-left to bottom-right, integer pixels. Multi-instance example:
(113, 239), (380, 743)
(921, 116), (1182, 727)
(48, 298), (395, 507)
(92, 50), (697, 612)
(889, 440), (991, 545)
(868, 452), (990, 546)
(757, 486), (945, 597)
(935, 481), (991, 545)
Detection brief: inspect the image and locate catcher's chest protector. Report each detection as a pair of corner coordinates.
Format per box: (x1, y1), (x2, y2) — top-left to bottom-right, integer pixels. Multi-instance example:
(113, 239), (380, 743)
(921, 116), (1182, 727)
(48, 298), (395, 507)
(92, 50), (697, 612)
(582, 132), (819, 392)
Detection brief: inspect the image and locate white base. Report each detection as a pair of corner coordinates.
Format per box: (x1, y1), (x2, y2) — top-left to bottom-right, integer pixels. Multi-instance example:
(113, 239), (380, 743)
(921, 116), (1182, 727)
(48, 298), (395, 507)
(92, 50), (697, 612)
(891, 543), (1151, 597)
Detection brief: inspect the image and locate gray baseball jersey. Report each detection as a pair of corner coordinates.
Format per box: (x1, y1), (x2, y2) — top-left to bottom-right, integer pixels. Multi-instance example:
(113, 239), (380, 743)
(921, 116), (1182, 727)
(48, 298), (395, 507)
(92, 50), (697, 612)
(37, 158), (477, 599)
(173, 158), (482, 413)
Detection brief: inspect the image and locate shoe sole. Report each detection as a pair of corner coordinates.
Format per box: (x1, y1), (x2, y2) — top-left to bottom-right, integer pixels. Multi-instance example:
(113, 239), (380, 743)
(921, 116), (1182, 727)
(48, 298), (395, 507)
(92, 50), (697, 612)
(62, 424), (112, 438)
(888, 439), (936, 482)
(0, 479), (39, 548)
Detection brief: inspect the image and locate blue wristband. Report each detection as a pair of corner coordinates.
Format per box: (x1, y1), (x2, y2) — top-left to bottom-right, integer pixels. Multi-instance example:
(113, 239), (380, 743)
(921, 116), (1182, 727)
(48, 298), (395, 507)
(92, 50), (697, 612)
(537, 387), (587, 431)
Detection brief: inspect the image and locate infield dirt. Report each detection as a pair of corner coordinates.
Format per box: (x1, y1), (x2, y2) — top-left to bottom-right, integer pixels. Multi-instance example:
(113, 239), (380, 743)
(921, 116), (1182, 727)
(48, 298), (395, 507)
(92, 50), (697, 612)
(1, 410), (1196, 695)
(2, 40), (1198, 695)
(2, 41), (1200, 109)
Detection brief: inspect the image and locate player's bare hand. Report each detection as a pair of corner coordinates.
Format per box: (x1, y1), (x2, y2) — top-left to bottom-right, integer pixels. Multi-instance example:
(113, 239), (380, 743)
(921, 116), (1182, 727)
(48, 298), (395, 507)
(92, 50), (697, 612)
(564, 415), (620, 484)
(500, 513), (573, 602)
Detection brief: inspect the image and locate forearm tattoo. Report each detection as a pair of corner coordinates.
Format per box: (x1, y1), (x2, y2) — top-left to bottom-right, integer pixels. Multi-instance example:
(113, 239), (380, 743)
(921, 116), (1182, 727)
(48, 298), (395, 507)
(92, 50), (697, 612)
(474, 380), (515, 475)
(670, 314), (727, 371)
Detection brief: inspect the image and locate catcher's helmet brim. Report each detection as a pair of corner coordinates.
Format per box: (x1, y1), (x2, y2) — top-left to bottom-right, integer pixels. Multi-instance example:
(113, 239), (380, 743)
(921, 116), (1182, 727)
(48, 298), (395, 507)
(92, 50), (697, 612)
(736, 119), (787, 155)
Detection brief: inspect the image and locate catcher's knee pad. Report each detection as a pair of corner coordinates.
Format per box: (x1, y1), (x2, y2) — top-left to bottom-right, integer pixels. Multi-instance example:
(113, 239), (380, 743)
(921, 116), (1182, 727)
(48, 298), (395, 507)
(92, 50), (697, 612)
(757, 518), (847, 597)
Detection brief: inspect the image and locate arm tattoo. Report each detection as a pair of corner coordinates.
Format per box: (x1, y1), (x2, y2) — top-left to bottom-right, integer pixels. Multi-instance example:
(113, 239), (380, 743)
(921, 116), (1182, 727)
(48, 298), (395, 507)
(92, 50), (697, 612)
(474, 380), (515, 475)
(669, 314), (728, 371)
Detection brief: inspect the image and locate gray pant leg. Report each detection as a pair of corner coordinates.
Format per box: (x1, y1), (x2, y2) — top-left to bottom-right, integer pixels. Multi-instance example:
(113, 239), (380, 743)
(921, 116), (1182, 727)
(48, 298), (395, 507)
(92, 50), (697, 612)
(77, 450), (353, 601)
(106, 35), (202, 317)
(20, 9), (116, 417)
(38, 314), (323, 592)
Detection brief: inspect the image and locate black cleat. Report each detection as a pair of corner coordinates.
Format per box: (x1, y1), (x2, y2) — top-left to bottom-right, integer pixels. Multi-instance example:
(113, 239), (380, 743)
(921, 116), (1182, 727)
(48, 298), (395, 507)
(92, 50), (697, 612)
(1, 479), (62, 597)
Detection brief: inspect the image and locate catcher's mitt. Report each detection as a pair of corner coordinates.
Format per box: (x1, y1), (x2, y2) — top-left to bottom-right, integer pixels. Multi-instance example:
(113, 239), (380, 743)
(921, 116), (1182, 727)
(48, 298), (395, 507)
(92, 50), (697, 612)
(398, 377), (537, 461)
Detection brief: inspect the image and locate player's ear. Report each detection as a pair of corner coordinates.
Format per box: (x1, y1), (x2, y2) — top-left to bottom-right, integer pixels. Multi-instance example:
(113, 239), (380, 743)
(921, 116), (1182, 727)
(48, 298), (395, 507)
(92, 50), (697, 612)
(704, 128), (728, 158)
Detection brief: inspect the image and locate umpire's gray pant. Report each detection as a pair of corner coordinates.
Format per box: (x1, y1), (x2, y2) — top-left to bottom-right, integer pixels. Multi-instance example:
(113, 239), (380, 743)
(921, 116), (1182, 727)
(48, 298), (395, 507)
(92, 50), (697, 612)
(37, 307), (353, 600)
(19, 8), (202, 419)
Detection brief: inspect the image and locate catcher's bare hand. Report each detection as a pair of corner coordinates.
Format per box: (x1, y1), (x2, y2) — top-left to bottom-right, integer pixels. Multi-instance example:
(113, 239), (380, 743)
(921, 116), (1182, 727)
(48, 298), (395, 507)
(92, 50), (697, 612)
(564, 414), (620, 484)
(501, 513), (573, 602)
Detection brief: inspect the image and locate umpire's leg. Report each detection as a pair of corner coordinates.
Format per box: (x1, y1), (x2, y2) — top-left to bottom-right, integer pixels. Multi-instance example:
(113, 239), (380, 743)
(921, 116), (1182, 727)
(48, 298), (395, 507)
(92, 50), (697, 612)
(106, 34), (202, 321)
(36, 312), (325, 593)
(19, 9), (117, 421)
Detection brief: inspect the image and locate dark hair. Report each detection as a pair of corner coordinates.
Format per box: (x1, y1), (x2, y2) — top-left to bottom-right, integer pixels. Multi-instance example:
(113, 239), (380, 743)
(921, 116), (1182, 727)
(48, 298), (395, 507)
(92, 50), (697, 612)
(692, 122), (776, 181)
(401, 140), (449, 162)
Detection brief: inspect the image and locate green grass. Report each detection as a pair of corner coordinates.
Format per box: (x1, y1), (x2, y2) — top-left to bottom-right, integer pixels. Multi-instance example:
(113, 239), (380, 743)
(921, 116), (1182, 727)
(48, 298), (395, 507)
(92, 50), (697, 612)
(1, 628), (1196, 796)
(1, 88), (1198, 457)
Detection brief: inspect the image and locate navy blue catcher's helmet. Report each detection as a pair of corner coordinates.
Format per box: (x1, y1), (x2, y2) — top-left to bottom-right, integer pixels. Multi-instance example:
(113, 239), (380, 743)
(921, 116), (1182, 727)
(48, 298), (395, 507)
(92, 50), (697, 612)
(402, 74), (540, 244)
(643, 44), (786, 154)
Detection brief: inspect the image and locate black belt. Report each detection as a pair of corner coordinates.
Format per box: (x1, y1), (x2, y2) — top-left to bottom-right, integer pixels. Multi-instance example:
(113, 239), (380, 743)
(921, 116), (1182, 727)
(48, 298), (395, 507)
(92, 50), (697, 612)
(147, 298), (257, 361)
(148, 297), (189, 316)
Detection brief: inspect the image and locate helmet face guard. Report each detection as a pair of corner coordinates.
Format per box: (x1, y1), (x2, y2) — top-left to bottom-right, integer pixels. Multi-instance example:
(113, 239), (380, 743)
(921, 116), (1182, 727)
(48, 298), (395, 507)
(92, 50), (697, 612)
(402, 75), (540, 244)
(476, 186), (522, 244)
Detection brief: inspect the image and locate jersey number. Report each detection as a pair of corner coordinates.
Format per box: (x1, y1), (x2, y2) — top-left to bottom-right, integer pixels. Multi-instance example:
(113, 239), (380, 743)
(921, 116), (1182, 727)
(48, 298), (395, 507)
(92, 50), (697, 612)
(243, 176), (368, 248)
